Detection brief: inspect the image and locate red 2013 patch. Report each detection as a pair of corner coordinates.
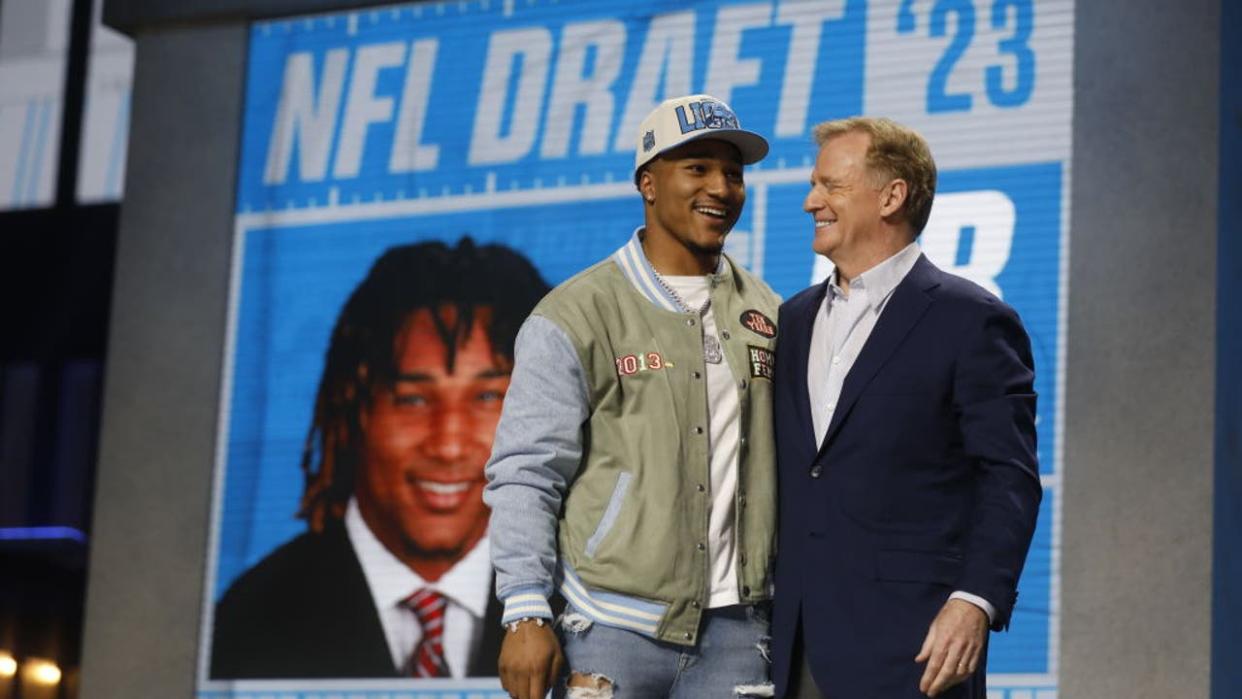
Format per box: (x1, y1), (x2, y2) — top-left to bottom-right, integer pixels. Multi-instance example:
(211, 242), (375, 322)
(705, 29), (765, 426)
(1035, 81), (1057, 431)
(615, 352), (669, 376)
(739, 310), (776, 338)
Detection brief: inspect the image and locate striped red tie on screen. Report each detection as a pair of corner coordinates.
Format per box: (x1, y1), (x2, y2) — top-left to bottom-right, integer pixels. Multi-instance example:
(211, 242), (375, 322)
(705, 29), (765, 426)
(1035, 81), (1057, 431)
(403, 588), (450, 677)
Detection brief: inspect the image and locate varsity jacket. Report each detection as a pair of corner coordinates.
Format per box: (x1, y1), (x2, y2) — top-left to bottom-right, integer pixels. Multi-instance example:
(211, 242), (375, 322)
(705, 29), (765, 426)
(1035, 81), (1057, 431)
(484, 230), (780, 646)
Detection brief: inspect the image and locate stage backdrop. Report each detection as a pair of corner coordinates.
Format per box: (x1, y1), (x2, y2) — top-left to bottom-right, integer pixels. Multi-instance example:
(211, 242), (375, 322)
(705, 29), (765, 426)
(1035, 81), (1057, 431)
(198, 1), (1070, 697)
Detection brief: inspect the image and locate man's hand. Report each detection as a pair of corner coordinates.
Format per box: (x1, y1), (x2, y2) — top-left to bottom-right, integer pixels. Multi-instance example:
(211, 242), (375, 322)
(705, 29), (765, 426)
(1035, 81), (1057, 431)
(915, 598), (988, 697)
(498, 620), (563, 699)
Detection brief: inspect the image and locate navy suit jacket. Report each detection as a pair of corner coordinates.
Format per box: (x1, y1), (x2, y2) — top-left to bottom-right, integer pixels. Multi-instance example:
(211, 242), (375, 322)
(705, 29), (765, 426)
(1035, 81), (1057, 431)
(771, 255), (1041, 698)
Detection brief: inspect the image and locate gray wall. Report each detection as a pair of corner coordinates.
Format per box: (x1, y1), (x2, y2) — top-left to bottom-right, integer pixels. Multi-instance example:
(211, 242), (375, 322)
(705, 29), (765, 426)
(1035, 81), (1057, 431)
(78, 22), (246, 699)
(1061, 0), (1219, 696)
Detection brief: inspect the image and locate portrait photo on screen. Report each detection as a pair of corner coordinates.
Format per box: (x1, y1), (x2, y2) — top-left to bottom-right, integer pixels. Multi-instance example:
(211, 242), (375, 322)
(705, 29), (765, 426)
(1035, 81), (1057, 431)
(208, 238), (549, 680)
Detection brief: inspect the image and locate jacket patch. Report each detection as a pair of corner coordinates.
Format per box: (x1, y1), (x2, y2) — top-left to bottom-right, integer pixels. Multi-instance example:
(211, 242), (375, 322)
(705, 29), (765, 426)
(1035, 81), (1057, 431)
(739, 310), (776, 338)
(615, 352), (672, 376)
(747, 345), (774, 380)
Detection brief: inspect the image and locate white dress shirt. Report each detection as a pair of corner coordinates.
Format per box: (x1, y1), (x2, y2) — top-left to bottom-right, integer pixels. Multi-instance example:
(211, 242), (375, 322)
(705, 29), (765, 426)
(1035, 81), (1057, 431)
(345, 498), (492, 676)
(807, 243), (996, 623)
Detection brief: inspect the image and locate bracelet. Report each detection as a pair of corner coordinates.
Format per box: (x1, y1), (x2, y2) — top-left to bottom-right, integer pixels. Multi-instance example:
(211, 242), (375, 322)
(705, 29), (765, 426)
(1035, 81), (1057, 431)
(505, 617), (548, 633)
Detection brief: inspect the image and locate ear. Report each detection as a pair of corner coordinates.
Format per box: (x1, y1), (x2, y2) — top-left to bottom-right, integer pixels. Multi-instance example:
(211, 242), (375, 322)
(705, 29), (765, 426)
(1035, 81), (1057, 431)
(878, 178), (908, 219)
(639, 168), (656, 204)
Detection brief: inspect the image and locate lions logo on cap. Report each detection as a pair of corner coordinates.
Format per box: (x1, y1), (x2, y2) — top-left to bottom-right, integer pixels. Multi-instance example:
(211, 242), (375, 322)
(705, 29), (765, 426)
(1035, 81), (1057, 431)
(676, 100), (740, 135)
(642, 130), (656, 153)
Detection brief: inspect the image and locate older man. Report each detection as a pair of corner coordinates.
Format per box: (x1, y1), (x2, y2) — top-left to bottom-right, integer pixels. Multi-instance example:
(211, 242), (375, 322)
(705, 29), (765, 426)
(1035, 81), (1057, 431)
(771, 118), (1041, 698)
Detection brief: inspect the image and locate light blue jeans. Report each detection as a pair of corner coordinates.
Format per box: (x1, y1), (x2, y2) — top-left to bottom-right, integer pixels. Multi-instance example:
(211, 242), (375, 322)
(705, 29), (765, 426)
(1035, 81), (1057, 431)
(553, 603), (774, 698)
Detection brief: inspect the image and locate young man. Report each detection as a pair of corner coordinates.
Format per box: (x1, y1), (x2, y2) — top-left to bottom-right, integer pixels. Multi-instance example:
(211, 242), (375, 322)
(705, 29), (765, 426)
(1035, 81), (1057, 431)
(484, 95), (780, 698)
(211, 239), (549, 679)
(770, 117), (1041, 698)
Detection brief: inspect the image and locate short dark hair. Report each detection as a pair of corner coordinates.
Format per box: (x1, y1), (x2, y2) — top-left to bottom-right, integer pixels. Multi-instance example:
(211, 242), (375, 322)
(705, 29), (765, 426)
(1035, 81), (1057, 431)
(297, 237), (550, 531)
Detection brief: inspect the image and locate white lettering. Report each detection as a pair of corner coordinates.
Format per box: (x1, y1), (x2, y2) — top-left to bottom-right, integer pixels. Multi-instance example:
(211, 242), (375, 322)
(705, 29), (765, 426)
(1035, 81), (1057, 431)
(703, 3), (770, 107)
(468, 27), (553, 165)
(808, 191), (1017, 294)
(773, 0), (846, 137)
(389, 38), (441, 173)
(541, 20), (626, 158)
(920, 191), (1016, 299)
(334, 41), (406, 178)
(262, 49), (349, 184)
(613, 11), (695, 152)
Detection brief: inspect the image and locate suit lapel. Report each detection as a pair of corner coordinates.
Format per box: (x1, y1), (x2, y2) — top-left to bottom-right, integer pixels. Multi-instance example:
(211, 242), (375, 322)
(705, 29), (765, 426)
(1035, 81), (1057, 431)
(817, 255), (939, 454)
(468, 579), (504, 675)
(790, 281), (828, 452)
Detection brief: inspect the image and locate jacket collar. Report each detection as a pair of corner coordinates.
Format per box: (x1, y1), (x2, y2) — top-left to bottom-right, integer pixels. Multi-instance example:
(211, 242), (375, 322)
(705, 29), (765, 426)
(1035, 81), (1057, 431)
(612, 228), (732, 312)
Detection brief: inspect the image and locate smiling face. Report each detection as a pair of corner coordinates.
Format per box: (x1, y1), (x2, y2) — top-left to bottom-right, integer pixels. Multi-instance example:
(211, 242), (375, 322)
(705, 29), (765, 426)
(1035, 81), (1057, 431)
(803, 130), (890, 264)
(640, 138), (745, 272)
(354, 305), (508, 579)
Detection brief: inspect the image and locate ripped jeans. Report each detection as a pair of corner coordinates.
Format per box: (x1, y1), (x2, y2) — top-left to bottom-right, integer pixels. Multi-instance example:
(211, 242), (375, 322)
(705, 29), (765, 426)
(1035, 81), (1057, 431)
(554, 602), (773, 698)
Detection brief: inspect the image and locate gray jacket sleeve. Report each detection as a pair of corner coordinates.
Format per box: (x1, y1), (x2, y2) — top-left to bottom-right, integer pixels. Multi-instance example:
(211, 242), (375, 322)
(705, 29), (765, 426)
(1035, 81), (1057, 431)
(483, 314), (589, 624)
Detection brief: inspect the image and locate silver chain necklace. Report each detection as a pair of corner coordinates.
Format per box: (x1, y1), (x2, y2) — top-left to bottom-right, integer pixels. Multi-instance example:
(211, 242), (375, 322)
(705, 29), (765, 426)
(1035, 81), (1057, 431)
(653, 272), (724, 364)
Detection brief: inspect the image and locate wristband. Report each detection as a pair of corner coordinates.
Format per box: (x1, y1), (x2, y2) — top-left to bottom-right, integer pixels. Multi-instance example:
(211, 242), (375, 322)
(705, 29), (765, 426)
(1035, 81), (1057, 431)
(505, 617), (548, 633)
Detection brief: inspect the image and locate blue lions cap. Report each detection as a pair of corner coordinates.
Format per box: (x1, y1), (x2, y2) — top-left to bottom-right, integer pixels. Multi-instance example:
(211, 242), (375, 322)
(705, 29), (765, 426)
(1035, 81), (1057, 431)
(633, 94), (769, 183)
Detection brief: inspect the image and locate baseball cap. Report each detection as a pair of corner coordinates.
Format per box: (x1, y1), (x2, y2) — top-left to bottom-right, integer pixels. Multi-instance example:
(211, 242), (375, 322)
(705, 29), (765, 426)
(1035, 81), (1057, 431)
(633, 94), (769, 183)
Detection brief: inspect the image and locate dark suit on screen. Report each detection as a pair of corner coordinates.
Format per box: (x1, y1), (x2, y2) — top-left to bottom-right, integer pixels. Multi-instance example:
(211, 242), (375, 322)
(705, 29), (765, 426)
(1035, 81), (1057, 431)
(771, 255), (1042, 698)
(209, 523), (503, 679)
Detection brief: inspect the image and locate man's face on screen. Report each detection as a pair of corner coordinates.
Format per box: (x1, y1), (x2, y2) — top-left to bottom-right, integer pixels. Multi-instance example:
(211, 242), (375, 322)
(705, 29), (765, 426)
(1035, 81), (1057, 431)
(355, 305), (508, 578)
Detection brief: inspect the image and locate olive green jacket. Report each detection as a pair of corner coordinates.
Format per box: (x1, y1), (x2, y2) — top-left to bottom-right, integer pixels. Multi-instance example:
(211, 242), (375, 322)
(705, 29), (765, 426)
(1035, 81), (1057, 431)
(485, 231), (780, 645)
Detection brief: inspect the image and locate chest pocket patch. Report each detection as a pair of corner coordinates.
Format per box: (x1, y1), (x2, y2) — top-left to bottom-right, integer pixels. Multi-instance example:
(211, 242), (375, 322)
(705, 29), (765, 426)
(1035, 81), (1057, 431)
(747, 345), (774, 380)
(739, 309), (776, 338)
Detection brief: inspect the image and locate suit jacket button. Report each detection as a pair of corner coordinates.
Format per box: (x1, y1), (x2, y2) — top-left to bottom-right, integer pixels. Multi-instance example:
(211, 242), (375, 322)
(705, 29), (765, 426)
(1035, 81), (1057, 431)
(691, 600), (701, 609)
(742, 585), (751, 596)
(810, 464), (823, 478)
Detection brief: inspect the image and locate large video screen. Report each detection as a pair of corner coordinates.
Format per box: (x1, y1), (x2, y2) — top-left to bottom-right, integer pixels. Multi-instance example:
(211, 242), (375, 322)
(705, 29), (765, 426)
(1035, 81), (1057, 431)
(199, 1), (1070, 697)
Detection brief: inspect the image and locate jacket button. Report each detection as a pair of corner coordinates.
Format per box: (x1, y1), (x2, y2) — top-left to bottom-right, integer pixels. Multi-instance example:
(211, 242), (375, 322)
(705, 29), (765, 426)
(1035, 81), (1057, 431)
(697, 542), (706, 552)
(738, 379), (748, 389)
(740, 553), (748, 567)
(722, 330), (731, 340)
(738, 494), (747, 507)
(693, 371), (702, 379)
(742, 586), (751, 596)
(810, 464), (823, 478)
(694, 426), (704, 434)
(697, 483), (706, 493)
(691, 600), (701, 609)
(684, 632), (693, 640)
(686, 318), (696, 326)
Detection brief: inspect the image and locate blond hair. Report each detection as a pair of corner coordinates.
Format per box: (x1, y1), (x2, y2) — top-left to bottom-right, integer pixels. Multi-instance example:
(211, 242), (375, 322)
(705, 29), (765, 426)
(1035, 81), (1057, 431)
(812, 117), (937, 235)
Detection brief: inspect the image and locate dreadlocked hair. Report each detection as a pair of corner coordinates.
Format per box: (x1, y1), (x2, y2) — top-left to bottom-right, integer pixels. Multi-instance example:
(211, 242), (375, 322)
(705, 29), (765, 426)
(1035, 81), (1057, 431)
(297, 237), (551, 532)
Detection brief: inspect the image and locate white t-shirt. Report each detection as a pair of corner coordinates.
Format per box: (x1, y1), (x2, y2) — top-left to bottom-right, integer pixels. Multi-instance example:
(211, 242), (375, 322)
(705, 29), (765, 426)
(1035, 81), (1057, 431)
(664, 275), (741, 608)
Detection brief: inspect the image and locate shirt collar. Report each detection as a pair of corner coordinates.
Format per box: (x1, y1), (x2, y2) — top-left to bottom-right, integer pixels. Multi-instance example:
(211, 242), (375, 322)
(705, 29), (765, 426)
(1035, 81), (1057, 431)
(344, 498), (492, 619)
(612, 227), (731, 312)
(828, 242), (922, 312)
